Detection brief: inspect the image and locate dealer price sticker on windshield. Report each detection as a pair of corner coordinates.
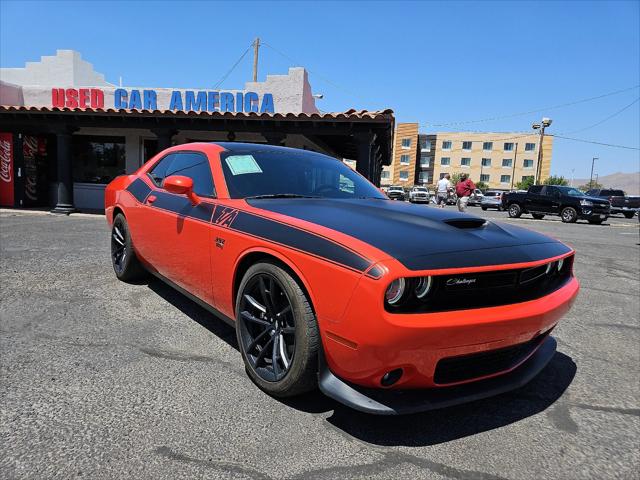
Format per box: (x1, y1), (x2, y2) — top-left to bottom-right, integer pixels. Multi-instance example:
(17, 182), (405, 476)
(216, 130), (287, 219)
(225, 155), (263, 175)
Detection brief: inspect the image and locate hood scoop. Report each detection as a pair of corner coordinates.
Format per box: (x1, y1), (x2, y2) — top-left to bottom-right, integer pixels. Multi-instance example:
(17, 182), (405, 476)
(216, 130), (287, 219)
(443, 218), (487, 229)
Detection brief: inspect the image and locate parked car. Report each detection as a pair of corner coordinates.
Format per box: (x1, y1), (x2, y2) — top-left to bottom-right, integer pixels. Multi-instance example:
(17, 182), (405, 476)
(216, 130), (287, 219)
(584, 188), (639, 218)
(467, 189), (485, 207)
(105, 142), (579, 415)
(480, 190), (505, 211)
(386, 185), (406, 201)
(502, 185), (610, 224)
(409, 186), (430, 203)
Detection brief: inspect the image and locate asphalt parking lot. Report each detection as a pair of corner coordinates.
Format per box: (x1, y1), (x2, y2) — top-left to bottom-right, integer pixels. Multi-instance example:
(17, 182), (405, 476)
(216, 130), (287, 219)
(1, 207), (638, 479)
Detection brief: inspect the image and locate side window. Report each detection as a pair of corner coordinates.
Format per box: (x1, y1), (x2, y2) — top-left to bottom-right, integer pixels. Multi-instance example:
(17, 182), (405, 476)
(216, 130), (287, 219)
(165, 152), (215, 197)
(148, 153), (176, 187)
(529, 185), (542, 194)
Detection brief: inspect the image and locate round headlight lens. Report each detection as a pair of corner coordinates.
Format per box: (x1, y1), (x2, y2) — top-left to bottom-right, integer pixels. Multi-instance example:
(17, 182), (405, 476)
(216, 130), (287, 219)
(385, 278), (406, 305)
(557, 258), (564, 272)
(415, 276), (433, 299)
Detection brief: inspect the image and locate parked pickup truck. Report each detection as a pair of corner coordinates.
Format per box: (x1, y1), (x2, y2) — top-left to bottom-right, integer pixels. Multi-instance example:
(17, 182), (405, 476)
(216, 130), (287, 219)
(584, 189), (639, 218)
(502, 185), (611, 224)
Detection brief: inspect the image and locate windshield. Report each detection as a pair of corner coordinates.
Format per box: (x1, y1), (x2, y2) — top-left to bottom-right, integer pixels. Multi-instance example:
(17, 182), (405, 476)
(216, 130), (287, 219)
(557, 186), (586, 197)
(413, 187), (427, 191)
(220, 149), (387, 200)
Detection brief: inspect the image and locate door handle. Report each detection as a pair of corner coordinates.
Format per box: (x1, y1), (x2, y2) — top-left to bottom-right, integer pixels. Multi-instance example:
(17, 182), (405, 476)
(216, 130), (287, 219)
(146, 195), (157, 204)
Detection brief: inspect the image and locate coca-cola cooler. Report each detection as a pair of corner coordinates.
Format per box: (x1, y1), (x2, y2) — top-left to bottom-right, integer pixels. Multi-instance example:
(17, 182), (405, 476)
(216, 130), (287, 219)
(22, 135), (49, 207)
(0, 132), (14, 207)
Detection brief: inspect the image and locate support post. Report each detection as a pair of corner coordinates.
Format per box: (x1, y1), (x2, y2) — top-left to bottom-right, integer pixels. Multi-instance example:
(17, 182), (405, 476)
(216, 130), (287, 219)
(262, 132), (286, 146)
(152, 128), (176, 152)
(51, 128), (75, 214)
(354, 132), (375, 182)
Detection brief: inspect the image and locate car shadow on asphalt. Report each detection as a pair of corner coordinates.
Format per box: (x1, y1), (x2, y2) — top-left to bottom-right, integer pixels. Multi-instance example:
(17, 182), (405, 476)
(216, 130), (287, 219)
(146, 276), (577, 445)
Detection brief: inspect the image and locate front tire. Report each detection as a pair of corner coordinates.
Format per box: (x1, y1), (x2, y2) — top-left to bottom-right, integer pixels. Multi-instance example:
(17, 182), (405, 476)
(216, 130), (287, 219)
(561, 207), (578, 223)
(508, 203), (523, 218)
(235, 261), (319, 397)
(111, 213), (147, 282)
(481, 206), (488, 211)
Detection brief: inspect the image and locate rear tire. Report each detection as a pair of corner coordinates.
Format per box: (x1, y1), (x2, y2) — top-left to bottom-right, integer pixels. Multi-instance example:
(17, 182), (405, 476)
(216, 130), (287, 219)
(561, 207), (578, 223)
(111, 213), (147, 282)
(235, 261), (319, 397)
(623, 212), (635, 219)
(481, 206), (487, 211)
(532, 213), (545, 220)
(508, 203), (522, 218)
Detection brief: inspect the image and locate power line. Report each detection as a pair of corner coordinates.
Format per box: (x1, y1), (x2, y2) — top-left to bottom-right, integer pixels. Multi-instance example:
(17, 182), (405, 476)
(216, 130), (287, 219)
(212, 43), (253, 89)
(553, 134), (640, 150)
(421, 84), (640, 128)
(561, 97), (640, 134)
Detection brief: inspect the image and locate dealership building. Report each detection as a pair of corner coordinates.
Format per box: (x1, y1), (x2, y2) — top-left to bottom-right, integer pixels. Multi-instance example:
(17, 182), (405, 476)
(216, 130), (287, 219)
(0, 50), (394, 212)
(383, 123), (553, 190)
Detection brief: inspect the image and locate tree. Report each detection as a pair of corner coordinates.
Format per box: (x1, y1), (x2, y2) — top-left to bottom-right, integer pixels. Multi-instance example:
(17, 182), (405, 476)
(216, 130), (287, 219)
(449, 172), (463, 185)
(578, 181), (602, 191)
(475, 181), (489, 191)
(543, 175), (569, 186)
(516, 176), (535, 191)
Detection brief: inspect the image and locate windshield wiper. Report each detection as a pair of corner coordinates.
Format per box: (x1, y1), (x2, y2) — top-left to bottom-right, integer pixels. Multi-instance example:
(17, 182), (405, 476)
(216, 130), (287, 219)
(245, 193), (320, 199)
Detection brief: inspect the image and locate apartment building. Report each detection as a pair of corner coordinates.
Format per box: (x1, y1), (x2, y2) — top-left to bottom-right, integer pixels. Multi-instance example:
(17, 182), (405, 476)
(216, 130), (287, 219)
(383, 124), (553, 190)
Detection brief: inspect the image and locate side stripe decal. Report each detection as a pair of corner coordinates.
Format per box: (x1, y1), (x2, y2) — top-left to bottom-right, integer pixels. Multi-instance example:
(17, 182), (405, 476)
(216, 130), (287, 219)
(124, 179), (371, 273)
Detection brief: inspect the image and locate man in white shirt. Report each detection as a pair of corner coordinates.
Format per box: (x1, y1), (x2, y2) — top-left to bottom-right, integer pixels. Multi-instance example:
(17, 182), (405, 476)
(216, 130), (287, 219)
(435, 174), (451, 208)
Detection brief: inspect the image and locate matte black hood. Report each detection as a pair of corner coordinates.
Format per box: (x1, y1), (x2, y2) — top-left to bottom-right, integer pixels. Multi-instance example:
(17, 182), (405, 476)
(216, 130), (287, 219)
(247, 199), (571, 270)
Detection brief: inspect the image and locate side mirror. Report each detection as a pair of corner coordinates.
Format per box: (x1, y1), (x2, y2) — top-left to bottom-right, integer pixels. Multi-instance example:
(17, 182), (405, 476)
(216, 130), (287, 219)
(163, 175), (200, 205)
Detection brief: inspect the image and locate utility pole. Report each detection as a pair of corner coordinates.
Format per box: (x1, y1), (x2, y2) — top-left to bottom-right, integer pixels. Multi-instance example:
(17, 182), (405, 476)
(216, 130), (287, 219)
(252, 37), (260, 82)
(589, 157), (598, 189)
(511, 142), (518, 190)
(532, 118), (552, 184)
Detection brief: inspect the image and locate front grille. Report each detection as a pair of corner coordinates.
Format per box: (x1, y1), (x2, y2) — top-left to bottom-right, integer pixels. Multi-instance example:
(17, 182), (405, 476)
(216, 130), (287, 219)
(386, 255), (574, 313)
(433, 331), (550, 385)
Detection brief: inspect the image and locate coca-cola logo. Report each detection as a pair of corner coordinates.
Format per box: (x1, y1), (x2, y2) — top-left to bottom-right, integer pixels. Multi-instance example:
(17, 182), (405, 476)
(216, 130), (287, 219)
(0, 139), (11, 184)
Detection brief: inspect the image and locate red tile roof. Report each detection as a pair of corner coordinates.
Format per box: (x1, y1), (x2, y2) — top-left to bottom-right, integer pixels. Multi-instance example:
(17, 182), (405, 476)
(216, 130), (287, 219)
(0, 105), (394, 121)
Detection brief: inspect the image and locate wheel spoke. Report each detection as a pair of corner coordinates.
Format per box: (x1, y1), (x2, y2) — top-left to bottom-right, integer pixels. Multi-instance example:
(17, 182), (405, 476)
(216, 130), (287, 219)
(254, 336), (274, 366)
(276, 305), (291, 318)
(240, 310), (271, 329)
(271, 334), (281, 376)
(246, 326), (273, 353)
(279, 333), (290, 369)
(244, 294), (266, 314)
(114, 226), (125, 242)
(112, 233), (125, 246)
(281, 326), (295, 334)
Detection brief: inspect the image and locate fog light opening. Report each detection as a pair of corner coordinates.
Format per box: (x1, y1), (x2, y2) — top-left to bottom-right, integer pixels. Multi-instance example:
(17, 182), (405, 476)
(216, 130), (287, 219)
(380, 368), (403, 387)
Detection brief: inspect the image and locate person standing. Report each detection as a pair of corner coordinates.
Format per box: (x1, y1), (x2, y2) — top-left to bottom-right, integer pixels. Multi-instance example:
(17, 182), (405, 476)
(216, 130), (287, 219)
(455, 173), (476, 212)
(435, 174), (451, 208)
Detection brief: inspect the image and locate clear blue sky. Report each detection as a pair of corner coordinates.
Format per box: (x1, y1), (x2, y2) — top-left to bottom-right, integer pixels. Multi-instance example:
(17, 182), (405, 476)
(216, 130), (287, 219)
(1, 0), (639, 179)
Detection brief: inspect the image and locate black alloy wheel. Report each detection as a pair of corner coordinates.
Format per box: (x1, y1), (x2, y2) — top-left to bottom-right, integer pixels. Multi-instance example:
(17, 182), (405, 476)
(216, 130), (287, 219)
(110, 213), (146, 282)
(236, 261), (319, 397)
(238, 273), (296, 382)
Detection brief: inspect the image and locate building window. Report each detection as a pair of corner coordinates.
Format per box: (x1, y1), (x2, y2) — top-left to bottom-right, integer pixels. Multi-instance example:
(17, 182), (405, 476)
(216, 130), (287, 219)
(504, 142), (514, 151)
(442, 140), (452, 150)
(500, 175), (511, 184)
(401, 138), (411, 149)
(461, 157), (471, 167)
(420, 138), (431, 152)
(525, 142), (536, 151)
(502, 158), (513, 168)
(481, 158), (491, 167)
(72, 135), (126, 184)
(462, 141), (472, 151)
(440, 157), (451, 166)
(483, 142), (493, 151)
(420, 156), (431, 167)
(523, 159), (534, 168)
(418, 171), (431, 183)
(480, 174), (490, 182)
(381, 170), (390, 179)
(399, 171), (409, 181)
(400, 154), (410, 165)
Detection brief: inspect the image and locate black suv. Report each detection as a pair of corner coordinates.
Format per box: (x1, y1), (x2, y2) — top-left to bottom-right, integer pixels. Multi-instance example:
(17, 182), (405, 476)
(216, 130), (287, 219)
(502, 185), (610, 224)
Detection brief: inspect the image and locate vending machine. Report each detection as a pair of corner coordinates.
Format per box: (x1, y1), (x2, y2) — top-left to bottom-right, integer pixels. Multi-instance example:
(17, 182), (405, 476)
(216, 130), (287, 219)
(0, 132), (14, 207)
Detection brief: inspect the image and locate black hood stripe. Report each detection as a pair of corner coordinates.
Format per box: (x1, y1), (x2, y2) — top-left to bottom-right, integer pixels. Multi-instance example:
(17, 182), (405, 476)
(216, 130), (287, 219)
(126, 178), (152, 203)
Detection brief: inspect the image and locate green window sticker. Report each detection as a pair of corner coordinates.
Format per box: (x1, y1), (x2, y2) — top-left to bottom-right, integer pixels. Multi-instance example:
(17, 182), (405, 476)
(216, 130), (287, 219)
(225, 155), (263, 175)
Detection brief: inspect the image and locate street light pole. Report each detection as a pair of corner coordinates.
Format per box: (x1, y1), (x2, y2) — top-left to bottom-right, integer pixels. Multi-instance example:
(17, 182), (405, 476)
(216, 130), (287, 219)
(532, 117), (552, 184)
(589, 157), (598, 189)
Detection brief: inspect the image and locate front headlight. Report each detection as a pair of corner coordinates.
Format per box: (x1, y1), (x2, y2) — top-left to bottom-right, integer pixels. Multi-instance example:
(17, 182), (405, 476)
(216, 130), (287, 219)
(414, 276), (433, 299)
(385, 278), (406, 305)
(580, 199), (593, 207)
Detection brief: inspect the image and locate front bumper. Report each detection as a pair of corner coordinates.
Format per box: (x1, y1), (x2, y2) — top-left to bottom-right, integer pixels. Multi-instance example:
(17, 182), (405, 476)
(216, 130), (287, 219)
(319, 335), (557, 415)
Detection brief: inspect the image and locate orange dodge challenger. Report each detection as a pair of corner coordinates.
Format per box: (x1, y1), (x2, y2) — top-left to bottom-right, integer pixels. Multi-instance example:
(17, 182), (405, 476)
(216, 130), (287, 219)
(105, 142), (579, 414)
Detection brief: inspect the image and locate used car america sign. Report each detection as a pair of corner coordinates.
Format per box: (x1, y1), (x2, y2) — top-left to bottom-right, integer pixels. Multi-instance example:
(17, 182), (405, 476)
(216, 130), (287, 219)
(51, 87), (275, 113)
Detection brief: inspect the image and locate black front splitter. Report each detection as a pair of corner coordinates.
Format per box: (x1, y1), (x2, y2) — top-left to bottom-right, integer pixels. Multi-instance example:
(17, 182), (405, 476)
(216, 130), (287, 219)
(318, 336), (557, 415)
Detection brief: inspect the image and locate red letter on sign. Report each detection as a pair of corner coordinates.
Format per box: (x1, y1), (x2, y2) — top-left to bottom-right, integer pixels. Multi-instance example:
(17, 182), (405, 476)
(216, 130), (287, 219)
(65, 89), (79, 108)
(78, 89), (89, 108)
(51, 88), (65, 108)
(91, 89), (104, 109)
